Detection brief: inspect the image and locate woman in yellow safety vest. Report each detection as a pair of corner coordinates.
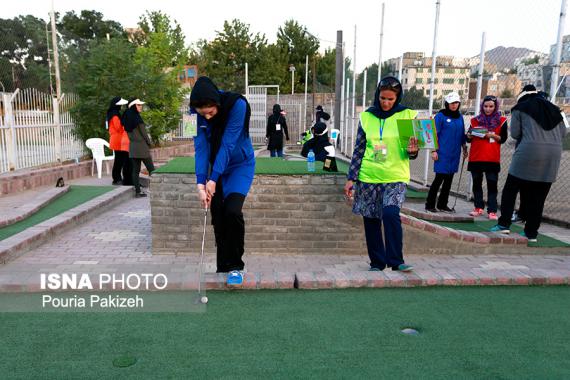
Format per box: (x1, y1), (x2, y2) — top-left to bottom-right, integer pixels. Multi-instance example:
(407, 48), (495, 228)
(344, 76), (418, 272)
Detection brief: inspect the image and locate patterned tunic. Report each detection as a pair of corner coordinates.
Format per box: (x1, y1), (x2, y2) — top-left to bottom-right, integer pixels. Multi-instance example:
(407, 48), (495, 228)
(347, 121), (408, 219)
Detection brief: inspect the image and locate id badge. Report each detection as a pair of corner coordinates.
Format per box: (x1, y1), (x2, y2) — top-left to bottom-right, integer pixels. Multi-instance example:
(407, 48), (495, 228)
(276, 124), (281, 131)
(373, 141), (388, 162)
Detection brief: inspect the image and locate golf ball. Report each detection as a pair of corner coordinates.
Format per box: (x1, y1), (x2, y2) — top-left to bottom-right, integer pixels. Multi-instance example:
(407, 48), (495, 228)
(201, 296), (208, 304)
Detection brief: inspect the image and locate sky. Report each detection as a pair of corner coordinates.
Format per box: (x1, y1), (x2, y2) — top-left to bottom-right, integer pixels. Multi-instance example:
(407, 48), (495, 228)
(3, 0), (569, 73)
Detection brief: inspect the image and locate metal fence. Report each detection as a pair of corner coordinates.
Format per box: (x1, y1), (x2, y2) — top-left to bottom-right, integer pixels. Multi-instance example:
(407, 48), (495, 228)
(0, 89), (84, 173)
(336, 0), (570, 224)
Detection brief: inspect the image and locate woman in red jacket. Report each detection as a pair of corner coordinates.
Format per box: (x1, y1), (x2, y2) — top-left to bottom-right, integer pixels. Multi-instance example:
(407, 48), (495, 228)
(107, 97), (132, 186)
(466, 95), (508, 220)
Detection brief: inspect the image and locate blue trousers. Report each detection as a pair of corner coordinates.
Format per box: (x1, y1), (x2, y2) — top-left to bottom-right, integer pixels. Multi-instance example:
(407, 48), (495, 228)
(270, 149), (283, 157)
(363, 205), (404, 270)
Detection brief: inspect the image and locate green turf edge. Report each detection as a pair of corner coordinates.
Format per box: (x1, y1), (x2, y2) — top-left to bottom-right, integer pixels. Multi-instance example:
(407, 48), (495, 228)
(154, 157), (348, 175)
(0, 185), (115, 241)
(432, 219), (570, 248)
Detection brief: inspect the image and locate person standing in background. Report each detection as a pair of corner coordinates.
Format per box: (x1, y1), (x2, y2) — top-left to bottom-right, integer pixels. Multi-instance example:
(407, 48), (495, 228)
(466, 95), (508, 220)
(266, 104), (289, 157)
(107, 97), (132, 186)
(491, 85), (566, 242)
(425, 92), (467, 213)
(122, 98), (155, 198)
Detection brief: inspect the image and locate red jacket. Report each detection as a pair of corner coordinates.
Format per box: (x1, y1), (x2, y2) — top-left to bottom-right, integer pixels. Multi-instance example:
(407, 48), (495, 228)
(108, 115), (129, 152)
(468, 116), (507, 163)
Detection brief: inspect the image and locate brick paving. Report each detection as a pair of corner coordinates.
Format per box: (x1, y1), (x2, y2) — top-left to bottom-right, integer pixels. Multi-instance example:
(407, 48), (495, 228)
(0, 174), (568, 290)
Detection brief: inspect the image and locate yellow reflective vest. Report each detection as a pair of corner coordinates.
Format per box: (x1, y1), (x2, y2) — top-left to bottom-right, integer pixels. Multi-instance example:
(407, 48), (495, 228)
(358, 108), (418, 184)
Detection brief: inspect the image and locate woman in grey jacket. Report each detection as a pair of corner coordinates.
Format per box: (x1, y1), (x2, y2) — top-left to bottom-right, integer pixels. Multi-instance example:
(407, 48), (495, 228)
(122, 98), (155, 197)
(491, 85), (566, 241)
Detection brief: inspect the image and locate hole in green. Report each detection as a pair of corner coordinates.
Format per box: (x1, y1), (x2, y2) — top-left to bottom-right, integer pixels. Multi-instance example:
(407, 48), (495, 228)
(113, 355), (137, 368)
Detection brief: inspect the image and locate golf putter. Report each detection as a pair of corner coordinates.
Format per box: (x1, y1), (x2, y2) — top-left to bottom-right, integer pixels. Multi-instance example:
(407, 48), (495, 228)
(195, 206), (208, 304)
(451, 155), (466, 212)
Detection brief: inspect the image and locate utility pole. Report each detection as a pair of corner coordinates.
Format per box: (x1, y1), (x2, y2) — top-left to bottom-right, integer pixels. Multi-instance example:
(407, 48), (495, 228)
(334, 31), (343, 135)
(50, 0), (62, 162)
(50, 0), (61, 100)
(312, 57), (316, 118)
(550, 0), (567, 101)
(378, 3), (385, 85)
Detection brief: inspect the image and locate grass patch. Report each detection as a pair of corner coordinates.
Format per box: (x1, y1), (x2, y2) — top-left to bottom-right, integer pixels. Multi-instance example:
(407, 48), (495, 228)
(406, 189), (428, 199)
(433, 219), (570, 248)
(155, 157), (348, 175)
(0, 185), (114, 241)
(0, 287), (569, 378)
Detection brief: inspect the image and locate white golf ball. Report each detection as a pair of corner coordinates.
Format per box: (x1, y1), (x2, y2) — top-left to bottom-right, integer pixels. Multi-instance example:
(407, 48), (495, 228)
(201, 296), (208, 304)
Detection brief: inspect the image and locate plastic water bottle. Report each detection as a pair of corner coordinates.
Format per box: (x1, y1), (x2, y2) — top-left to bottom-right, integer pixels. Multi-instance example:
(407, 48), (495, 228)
(307, 149), (315, 172)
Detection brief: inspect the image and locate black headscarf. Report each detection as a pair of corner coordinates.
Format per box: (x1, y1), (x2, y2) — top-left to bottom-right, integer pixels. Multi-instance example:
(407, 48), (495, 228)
(512, 92), (562, 131)
(312, 122), (328, 136)
(439, 101), (461, 119)
(269, 104), (283, 124)
(121, 98), (145, 133)
(190, 77), (251, 164)
(366, 76), (408, 119)
(106, 97), (122, 122)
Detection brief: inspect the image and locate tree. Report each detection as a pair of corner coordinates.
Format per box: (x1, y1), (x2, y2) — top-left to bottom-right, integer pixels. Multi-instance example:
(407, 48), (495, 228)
(401, 86), (429, 109)
(315, 48), (336, 92)
(277, 20), (319, 66)
(193, 19), (268, 93)
(57, 11), (127, 93)
(135, 11), (187, 68)
(58, 10), (125, 53)
(276, 20), (319, 93)
(0, 15), (51, 91)
(71, 37), (185, 145)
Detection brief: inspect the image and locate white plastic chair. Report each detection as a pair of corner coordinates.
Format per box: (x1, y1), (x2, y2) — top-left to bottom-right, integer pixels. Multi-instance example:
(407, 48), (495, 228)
(330, 128), (340, 148)
(85, 138), (115, 179)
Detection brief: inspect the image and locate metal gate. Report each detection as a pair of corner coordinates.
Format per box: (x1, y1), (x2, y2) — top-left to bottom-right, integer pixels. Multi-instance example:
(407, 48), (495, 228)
(246, 85), (281, 145)
(279, 103), (303, 144)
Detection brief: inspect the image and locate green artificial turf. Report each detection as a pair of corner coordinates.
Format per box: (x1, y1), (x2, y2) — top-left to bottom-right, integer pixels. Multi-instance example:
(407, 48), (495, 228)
(0, 185), (114, 241)
(433, 219), (570, 248)
(0, 287), (569, 378)
(406, 189), (428, 199)
(154, 157), (349, 175)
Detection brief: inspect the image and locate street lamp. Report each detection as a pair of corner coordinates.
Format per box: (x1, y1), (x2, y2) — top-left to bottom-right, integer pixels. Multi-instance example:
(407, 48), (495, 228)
(289, 64), (295, 94)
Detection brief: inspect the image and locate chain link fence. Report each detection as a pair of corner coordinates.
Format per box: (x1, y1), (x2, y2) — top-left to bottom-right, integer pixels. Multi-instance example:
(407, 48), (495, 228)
(337, 1), (570, 225)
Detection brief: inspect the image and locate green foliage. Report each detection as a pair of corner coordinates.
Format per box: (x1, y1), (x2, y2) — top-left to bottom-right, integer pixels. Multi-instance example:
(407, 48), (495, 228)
(190, 19), (334, 95)
(0, 15), (51, 92)
(69, 39), (137, 142)
(58, 10), (125, 53)
(522, 55), (540, 65)
(70, 38), (184, 145)
(135, 11), (188, 68)
(401, 86), (430, 109)
(277, 20), (319, 67)
(193, 19), (268, 93)
(315, 48), (336, 91)
(500, 89), (514, 98)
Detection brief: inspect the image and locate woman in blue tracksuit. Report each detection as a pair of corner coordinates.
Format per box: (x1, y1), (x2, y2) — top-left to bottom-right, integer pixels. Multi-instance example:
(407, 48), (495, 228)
(190, 76), (255, 286)
(425, 92), (468, 212)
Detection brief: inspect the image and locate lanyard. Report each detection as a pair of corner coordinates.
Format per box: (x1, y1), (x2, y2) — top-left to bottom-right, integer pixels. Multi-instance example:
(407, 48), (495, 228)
(380, 119), (385, 140)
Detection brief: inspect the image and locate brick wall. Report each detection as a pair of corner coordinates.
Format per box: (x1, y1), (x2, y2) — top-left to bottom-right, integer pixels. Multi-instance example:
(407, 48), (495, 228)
(0, 143), (194, 196)
(150, 172), (550, 256)
(150, 172), (366, 255)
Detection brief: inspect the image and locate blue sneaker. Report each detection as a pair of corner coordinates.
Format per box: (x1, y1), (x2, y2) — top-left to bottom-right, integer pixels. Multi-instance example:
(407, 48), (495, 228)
(392, 264), (414, 272)
(519, 231), (538, 243)
(227, 270), (244, 287)
(490, 225), (510, 234)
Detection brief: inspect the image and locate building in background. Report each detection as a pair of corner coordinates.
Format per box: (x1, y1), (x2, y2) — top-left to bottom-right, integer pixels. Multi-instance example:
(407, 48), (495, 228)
(178, 65), (198, 88)
(387, 52), (470, 100)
